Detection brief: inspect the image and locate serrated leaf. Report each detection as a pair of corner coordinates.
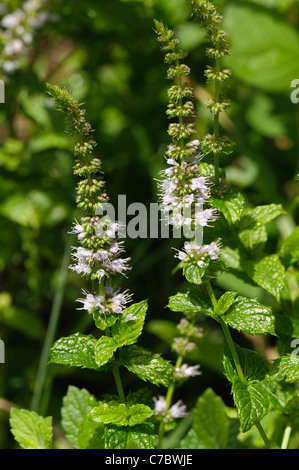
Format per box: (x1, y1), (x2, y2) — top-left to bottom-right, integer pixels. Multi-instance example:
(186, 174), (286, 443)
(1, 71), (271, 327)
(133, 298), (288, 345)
(119, 345), (173, 387)
(104, 423), (157, 449)
(238, 225), (268, 254)
(167, 290), (213, 316)
(78, 416), (105, 449)
(87, 401), (153, 428)
(179, 428), (203, 449)
(231, 377), (270, 432)
(61, 385), (99, 449)
(211, 188), (245, 224)
(193, 388), (229, 449)
(278, 227), (299, 267)
(215, 291), (238, 315)
(95, 335), (118, 368)
(49, 333), (99, 370)
(268, 355), (299, 383)
(183, 262), (206, 285)
(223, 343), (270, 384)
(88, 402), (128, 426)
(127, 404), (154, 426)
(238, 203), (285, 230)
(10, 408), (52, 449)
(112, 300), (148, 347)
(245, 254), (285, 302)
(222, 296), (276, 336)
(92, 310), (120, 330)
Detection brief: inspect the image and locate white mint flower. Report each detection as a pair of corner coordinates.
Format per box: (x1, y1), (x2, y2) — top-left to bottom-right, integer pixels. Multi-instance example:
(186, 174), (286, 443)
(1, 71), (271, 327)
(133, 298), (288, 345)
(174, 363), (202, 380)
(153, 396), (188, 420)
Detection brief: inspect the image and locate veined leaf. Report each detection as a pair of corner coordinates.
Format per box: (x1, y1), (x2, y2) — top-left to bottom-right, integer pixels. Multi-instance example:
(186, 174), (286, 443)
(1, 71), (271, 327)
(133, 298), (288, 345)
(245, 254), (285, 302)
(268, 355), (299, 383)
(95, 335), (118, 368)
(167, 290), (213, 316)
(119, 345), (173, 387)
(49, 333), (99, 370)
(231, 377), (270, 433)
(223, 343), (270, 384)
(222, 296), (276, 336)
(211, 188), (245, 225)
(10, 408), (52, 449)
(193, 388), (229, 449)
(183, 262), (206, 285)
(88, 401), (153, 427)
(278, 227), (299, 267)
(238, 203), (285, 230)
(112, 300), (148, 347)
(215, 291), (238, 316)
(104, 423), (157, 449)
(61, 385), (100, 449)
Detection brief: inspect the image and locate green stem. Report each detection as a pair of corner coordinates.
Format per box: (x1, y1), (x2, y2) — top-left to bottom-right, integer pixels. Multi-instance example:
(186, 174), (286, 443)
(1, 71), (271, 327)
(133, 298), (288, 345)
(112, 365), (126, 404)
(213, 55), (221, 184)
(105, 327), (126, 403)
(157, 355), (183, 449)
(205, 280), (271, 449)
(281, 423), (292, 449)
(31, 234), (72, 414)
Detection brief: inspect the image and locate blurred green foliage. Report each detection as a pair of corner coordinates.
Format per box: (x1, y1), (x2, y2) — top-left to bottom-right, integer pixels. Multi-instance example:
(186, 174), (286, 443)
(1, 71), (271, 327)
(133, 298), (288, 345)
(0, 0), (299, 448)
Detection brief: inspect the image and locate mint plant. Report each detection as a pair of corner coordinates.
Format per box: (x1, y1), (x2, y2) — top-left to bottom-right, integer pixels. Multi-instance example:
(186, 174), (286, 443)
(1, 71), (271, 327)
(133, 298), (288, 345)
(8, 0), (299, 451)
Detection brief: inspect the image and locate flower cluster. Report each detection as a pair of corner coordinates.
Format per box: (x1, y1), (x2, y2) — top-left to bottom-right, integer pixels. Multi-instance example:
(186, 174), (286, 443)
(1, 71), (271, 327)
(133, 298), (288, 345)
(155, 19), (220, 270)
(190, 0), (233, 159)
(47, 84), (132, 325)
(0, 0), (57, 74)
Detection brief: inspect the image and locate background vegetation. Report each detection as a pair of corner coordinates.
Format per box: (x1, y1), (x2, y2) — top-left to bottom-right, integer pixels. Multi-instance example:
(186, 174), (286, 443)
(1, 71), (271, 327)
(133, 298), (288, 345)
(0, 0), (299, 449)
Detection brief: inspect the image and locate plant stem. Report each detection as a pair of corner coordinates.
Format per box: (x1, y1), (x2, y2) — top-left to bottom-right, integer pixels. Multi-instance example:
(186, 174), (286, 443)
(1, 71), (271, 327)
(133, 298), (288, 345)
(105, 327), (126, 403)
(157, 355), (183, 449)
(213, 55), (221, 184)
(112, 365), (126, 403)
(281, 423), (292, 449)
(31, 234), (72, 414)
(205, 280), (271, 449)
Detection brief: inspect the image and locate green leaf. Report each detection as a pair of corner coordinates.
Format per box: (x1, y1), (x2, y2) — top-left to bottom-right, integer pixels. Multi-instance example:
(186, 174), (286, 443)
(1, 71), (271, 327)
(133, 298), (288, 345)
(104, 423), (157, 449)
(167, 290), (213, 316)
(268, 355), (299, 383)
(61, 385), (99, 449)
(119, 345), (173, 387)
(183, 262), (206, 285)
(10, 408), (52, 449)
(222, 296), (276, 336)
(95, 335), (118, 368)
(223, 345), (271, 432)
(87, 401), (153, 427)
(278, 227), (299, 267)
(238, 203), (285, 230)
(78, 416), (105, 449)
(88, 402), (128, 427)
(238, 225), (268, 254)
(193, 388), (229, 449)
(231, 377), (270, 432)
(112, 300), (148, 347)
(211, 188), (245, 225)
(49, 333), (99, 370)
(215, 291), (238, 316)
(127, 404), (154, 426)
(92, 311), (120, 330)
(223, 3), (299, 92)
(223, 343), (270, 384)
(251, 255), (285, 302)
(179, 428), (203, 449)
